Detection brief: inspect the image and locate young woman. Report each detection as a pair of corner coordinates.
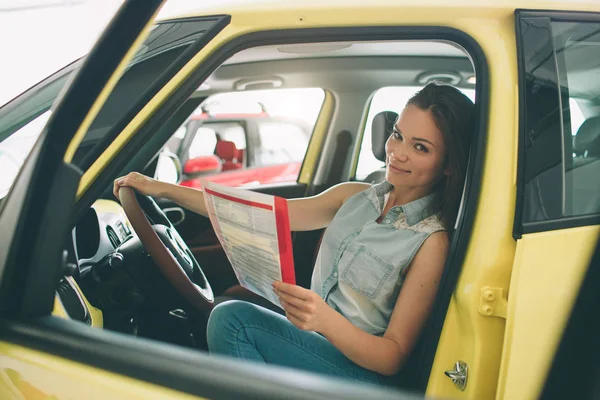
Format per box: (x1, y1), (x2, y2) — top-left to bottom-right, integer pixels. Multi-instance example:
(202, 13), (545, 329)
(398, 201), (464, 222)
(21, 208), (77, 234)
(113, 82), (474, 385)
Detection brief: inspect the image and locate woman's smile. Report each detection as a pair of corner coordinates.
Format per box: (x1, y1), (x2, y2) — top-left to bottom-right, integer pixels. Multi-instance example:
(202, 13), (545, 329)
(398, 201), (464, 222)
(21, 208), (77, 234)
(388, 163), (411, 175)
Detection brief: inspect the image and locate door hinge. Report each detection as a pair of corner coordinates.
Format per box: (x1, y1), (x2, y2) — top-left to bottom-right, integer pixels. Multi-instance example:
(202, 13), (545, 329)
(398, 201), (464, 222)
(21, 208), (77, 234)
(479, 287), (508, 318)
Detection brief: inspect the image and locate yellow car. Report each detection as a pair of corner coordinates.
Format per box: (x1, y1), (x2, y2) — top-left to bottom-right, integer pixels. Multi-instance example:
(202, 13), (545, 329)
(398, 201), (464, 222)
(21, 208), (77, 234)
(0, 0), (599, 399)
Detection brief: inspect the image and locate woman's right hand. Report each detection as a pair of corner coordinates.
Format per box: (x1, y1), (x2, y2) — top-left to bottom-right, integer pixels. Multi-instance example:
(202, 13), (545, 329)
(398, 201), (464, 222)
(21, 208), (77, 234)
(113, 172), (165, 200)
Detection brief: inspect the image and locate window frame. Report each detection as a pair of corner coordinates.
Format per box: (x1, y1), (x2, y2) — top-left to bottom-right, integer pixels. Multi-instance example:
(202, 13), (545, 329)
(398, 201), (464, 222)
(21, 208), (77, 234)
(514, 9), (600, 239)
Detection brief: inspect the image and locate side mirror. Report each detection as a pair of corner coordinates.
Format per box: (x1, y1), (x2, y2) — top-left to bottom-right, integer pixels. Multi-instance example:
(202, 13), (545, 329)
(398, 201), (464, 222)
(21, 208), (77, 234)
(183, 155), (222, 177)
(155, 151), (182, 184)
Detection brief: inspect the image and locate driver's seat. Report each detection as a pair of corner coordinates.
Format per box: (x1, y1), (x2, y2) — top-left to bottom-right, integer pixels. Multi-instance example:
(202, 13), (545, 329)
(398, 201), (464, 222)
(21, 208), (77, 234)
(363, 111), (398, 184)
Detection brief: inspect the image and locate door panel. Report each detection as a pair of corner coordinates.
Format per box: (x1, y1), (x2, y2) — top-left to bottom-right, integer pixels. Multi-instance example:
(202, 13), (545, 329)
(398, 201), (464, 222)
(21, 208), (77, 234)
(497, 226), (599, 400)
(0, 342), (201, 400)
(0, 316), (414, 400)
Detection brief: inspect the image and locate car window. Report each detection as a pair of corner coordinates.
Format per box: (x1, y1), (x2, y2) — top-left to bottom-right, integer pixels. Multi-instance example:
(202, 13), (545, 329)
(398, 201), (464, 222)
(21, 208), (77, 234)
(0, 62), (78, 200)
(71, 17), (229, 170)
(0, 111), (52, 198)
(518, 17), (600, 227)
(354, 86), (475, 181)
(569, 98), (586, 140)
(189, 127), (218, 158)
(164, 125), (187, 154)
(255, 121), (309, 166)
(189, 123), (246, 160)
(166, 88), (325, 188)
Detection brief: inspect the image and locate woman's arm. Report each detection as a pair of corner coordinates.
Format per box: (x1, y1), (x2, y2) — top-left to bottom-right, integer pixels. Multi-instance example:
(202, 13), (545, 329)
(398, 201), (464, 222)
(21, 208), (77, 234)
(273, 231), (449, 376)
(287, 182), (369, 231)
(113, 172), (210, 216)
(114, 172), (369, 231)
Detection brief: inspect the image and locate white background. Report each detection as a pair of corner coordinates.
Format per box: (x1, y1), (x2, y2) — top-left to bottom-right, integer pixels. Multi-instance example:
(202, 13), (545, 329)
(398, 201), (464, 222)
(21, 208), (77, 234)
(0, 0), (263, 106)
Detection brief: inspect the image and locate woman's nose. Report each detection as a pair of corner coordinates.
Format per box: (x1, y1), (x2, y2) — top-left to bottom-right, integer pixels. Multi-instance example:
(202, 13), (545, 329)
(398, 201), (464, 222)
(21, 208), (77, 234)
(390, 149), (408, 162)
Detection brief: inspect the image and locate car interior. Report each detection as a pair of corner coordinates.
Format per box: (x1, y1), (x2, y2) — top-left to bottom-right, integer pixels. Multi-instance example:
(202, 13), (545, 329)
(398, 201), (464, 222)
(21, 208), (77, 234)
(48, 37), (482, 391)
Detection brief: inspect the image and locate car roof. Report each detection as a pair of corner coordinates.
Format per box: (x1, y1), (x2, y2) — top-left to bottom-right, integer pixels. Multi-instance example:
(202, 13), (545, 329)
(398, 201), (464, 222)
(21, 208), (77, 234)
(159, 0), (600, 21)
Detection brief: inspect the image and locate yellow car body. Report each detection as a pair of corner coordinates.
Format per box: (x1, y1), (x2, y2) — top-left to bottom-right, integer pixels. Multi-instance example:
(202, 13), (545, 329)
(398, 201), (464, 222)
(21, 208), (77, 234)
(0, 0), (599, 399)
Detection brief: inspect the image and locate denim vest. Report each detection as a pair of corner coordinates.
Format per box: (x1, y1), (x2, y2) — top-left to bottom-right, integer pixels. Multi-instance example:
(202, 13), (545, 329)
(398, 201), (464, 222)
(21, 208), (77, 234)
(310, 181), (445, 336)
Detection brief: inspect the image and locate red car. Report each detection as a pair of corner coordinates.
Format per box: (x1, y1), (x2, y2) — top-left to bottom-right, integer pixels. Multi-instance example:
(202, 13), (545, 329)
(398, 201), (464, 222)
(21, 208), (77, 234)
(164, 108), (313, 189)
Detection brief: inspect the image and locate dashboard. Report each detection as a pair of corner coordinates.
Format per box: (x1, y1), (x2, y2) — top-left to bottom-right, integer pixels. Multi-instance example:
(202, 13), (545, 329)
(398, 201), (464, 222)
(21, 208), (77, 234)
(73, 200), (134, 274)
(54, 199), (135, 328)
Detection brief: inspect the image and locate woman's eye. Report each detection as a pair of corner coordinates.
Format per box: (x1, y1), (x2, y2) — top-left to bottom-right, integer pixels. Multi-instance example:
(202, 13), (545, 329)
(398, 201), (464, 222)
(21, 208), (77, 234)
(392, 130), (402, 140)
(415, 143), (429, 153)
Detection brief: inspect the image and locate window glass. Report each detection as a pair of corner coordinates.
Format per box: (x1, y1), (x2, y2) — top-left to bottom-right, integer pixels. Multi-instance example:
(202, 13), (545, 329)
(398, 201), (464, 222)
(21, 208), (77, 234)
(555, 21), (600, 217)
(71, 17), (230, 169)
(0, 111), (52, 198)
(215, 123), (247, 150)
(569, 98), (585, 139)
(189, 127), (218, 159)
(187, 123), (247, 161)
(255, 121), (309, 166)
(518, 18), (600, 224)
(164, 88), (324, 188)
(355, 86), (475, 181)
(164, 125), (187, 154)
(0, 63), (77, 200)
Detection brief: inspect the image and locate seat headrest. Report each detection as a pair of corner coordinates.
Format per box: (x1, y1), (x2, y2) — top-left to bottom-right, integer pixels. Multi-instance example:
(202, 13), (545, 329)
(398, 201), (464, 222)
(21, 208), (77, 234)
(371, 111), (399, 162)
(574, 115), (600, 156)
(215, 140), (238, 161)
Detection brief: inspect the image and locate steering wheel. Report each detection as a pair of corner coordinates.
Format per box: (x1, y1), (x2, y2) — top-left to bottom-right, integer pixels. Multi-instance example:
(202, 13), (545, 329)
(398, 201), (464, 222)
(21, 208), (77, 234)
(118, 187), (214, 312)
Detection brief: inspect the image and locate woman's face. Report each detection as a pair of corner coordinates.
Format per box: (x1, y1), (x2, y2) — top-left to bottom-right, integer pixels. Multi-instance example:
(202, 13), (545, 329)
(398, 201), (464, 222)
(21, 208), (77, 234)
(385, 104), (448, 196)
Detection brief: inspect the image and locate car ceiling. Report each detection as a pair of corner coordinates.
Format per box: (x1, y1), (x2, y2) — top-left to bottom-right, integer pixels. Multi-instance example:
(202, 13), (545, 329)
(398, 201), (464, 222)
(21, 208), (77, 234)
(199, 40), (475, 96)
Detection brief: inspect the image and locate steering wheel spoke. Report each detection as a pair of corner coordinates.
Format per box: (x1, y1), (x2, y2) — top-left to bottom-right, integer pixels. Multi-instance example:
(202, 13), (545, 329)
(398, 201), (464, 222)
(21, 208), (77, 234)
(119, 187), (214, 312)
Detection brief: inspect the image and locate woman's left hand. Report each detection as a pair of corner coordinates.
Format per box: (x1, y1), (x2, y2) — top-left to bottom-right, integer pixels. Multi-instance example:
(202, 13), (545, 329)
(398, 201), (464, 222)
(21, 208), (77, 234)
(273, 282), (332, 333)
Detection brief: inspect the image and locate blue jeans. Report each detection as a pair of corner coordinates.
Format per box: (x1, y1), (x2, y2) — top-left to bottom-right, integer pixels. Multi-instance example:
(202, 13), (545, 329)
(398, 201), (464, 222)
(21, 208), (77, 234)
(206, 300), (395, 386)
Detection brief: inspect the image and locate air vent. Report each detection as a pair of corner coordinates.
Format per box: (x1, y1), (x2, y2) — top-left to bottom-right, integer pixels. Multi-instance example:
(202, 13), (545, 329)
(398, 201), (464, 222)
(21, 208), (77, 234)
(106, 226), (120, 249)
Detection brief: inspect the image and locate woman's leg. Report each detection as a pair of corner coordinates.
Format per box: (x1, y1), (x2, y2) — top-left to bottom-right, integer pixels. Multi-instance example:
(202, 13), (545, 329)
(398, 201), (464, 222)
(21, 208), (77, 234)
(206, 300), (391, 385)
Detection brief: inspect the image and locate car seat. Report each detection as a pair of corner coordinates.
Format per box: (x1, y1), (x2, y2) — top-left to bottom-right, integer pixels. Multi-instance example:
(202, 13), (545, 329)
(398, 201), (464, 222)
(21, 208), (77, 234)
(568, 115), (600, 215)
(215, 140), (243, 171)
(363, 111), (398, 184)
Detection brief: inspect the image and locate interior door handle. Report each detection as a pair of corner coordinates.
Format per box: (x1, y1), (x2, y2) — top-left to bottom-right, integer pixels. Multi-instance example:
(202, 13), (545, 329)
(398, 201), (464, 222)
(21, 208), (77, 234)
(163, 207), (185, 226)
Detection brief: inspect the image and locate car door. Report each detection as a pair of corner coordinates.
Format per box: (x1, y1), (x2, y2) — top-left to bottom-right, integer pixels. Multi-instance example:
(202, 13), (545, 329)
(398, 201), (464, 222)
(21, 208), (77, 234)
(496, 10), (600, 400)
(0, 1), (183, 398)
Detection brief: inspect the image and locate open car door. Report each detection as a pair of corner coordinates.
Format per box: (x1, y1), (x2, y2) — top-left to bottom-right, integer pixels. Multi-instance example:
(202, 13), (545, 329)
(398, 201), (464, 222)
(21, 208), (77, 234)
(0, 1), (200, 398)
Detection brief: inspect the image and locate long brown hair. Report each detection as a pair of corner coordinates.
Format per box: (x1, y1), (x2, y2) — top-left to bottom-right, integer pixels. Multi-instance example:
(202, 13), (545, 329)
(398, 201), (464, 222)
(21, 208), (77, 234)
(406, 82), (475, 230)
